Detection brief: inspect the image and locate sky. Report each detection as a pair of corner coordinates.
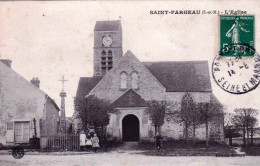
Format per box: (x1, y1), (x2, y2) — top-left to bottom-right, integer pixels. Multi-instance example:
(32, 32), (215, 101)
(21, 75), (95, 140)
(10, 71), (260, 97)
(0, 1), (259, 121)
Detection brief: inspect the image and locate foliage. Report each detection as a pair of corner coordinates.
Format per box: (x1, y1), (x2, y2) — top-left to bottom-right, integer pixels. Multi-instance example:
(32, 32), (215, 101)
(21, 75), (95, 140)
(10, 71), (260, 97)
(224, 112), (241, 138)
(197, 100), (223, 149)
(74, 95), (114, 133)
(177, 93), (203, 142)
(146, 100), (176, 134)
(233, 108), (259, 146)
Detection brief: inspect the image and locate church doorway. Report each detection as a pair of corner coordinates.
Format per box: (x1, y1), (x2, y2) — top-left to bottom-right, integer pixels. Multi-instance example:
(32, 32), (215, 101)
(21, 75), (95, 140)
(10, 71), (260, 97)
(122, 114), (140, 141)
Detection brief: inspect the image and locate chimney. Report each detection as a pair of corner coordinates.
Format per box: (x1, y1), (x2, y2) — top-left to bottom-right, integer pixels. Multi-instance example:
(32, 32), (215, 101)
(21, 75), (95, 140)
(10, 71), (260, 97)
(31, 77), (40, 88)
(0, 59), (12, 68)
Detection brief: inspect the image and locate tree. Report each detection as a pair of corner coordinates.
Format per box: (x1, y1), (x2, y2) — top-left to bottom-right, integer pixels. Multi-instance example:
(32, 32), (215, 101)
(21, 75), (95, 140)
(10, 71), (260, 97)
(177, 93), (202, 143)
(233, 108), (259, 146)
(74, 94), (88, 132)
(248, 116), (258, 144)
(198, 101), (222, 149)
(232, 114), (246, 146)
(86, 95), (113, 132)
(223, 112), (241, 145)
(146, 100), (175, 135)
(74, 95), (114, 137)
(190, 104), (204, 144)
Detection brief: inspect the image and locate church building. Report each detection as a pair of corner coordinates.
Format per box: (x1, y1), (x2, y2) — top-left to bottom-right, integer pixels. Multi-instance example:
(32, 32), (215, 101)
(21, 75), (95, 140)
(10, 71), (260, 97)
(76, 20), (224, 142)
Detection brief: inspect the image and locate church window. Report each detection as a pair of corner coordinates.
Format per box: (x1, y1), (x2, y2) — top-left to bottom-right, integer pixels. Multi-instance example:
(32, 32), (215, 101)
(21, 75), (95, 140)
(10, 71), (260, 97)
(120, 72), (127, 89)
(181, 93), (194, 111)
(101, 50), (107, 74)
(101, 50), (114, 73)
(108, 50), (112, 57)
(131, 72), (139, 89)
(102, 50), (106, 56)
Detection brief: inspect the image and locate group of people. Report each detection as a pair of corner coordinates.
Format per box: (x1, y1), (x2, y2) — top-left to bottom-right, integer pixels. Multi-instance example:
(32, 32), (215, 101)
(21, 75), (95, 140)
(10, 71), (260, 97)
(80, 131), (100, 152)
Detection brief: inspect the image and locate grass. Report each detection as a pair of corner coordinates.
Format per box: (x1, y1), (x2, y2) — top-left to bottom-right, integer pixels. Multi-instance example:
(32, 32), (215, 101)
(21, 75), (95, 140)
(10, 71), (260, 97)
(135, 140), (235, 155)
(241, 146), (260, 156)
(99, 140), (123, 152)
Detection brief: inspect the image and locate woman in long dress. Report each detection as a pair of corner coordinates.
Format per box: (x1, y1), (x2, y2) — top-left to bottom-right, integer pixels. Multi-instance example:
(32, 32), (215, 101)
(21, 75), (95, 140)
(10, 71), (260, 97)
(226, 18), (250, 44)
(79, 131), (86, 151)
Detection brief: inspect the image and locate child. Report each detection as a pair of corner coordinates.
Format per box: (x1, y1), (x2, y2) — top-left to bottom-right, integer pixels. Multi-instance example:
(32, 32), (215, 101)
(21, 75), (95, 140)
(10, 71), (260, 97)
(92, 134), (100, 152)
(85, 133), (93, 151)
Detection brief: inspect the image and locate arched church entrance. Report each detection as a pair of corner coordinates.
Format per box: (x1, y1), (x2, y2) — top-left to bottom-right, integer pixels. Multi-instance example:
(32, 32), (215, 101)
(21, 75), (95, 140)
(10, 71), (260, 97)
(122, 114), (140, 141)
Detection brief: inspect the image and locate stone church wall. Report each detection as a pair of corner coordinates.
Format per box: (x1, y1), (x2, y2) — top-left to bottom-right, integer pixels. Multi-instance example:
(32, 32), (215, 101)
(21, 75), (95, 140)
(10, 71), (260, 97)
(107, 108), (150, 141)
(90, 51), (166, 103)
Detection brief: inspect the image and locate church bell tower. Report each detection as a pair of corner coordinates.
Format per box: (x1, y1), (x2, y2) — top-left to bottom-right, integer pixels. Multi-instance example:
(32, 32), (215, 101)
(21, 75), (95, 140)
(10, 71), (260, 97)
(93, 20), (123, 76)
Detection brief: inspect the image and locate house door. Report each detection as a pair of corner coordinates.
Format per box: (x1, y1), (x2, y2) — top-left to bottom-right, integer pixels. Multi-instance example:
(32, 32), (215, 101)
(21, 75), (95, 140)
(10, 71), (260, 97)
(122, 114), (140, 141)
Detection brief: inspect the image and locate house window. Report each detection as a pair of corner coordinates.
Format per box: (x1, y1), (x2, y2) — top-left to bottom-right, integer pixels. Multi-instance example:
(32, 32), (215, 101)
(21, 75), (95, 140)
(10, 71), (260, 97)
(120, 72), (127, 89)
(14, 122), (30, 142)
(7, 122), (13, 130)
(131, 72), (139, 89)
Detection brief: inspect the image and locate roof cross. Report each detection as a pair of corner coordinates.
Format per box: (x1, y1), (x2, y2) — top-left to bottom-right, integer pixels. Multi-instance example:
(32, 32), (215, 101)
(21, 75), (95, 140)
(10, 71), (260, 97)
(58, 75), (68, 92)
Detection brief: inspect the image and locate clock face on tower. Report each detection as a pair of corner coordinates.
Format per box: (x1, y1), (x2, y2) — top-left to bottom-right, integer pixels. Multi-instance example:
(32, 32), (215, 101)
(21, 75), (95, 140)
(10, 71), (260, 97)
(102, 35), (113, 47)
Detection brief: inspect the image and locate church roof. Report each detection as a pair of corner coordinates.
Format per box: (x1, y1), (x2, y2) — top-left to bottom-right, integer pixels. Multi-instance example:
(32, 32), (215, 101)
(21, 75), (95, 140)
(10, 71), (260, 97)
(111, 89), (147, 108)
(94, 20), (121, 31)
(76, 76), (103, 100)
(143, 61), (212, 92)
(210, 93), (222, 106)
(76, 60), (212, 100)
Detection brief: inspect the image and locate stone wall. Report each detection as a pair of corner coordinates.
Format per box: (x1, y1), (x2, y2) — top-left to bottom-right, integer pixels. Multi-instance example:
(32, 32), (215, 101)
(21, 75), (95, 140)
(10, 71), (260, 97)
(89, 52), (224, 142)
(106, 106), (224, 142)
(90, 51), (166, 102)
(93, 30), (123, 76)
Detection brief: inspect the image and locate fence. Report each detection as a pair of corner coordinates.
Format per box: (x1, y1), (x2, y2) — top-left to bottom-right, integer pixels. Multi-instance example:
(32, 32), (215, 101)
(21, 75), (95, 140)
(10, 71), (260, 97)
(44, 134), (80, 151)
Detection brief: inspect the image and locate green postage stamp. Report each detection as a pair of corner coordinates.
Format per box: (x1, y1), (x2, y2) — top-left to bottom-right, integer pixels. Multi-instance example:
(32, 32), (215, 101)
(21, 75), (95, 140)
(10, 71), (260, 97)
(220, 15), (255, 57)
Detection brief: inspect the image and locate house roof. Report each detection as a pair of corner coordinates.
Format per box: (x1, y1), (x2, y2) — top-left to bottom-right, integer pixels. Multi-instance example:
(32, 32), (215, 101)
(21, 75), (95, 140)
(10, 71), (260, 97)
(94, 20), (121, 31)
(76, 76), (103, 100)
(0, 61), (60, 111)
(111, 89), (147, 108)
(47, 97), (60, 111)
(143, 61), (212, 92)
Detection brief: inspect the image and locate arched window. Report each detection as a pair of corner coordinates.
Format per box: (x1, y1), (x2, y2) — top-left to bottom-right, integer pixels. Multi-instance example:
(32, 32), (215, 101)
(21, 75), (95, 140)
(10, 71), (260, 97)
(181, 93), (194, 110)
(102, 50), (106, 56)
(108, 50), (112, 57)
(120, 72), (127, 89)
(131, 72), (138, 89)
(107, 50), (113, 71)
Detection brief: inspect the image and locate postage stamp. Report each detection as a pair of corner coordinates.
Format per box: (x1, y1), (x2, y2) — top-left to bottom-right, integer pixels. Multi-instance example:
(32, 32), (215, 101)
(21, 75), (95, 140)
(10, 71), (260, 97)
(212, 15), (259, 94)
(220, 15), (254, 57)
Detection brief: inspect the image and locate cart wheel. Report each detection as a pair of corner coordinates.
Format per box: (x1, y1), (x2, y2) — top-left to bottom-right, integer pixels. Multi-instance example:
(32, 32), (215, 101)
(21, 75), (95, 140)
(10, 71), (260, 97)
(12, 148), (25, 159)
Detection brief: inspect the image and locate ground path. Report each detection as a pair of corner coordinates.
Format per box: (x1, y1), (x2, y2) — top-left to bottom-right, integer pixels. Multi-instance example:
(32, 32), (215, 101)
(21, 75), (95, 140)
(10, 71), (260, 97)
(0, 152), (259, 166)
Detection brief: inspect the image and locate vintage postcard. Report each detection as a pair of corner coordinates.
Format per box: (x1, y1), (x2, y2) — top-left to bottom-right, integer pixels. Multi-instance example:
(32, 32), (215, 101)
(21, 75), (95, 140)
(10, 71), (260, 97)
(0, 1), (260, 166)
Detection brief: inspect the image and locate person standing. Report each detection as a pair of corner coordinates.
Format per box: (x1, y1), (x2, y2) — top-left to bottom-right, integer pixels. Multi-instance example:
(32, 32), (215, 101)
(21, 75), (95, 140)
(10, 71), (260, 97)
(154, 132), (163, 150)
(85, 133), (93, 151)
(79, 131), (86, 151)
(92, 134), (100, 152)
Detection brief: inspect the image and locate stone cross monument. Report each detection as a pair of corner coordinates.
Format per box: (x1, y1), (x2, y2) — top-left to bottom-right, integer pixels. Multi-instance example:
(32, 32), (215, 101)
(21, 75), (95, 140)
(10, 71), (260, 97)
(58, 75), (68, 134)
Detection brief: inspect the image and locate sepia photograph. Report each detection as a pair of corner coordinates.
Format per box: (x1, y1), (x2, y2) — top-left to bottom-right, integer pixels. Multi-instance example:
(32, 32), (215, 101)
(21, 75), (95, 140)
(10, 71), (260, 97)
(0, 1), (260, 166)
